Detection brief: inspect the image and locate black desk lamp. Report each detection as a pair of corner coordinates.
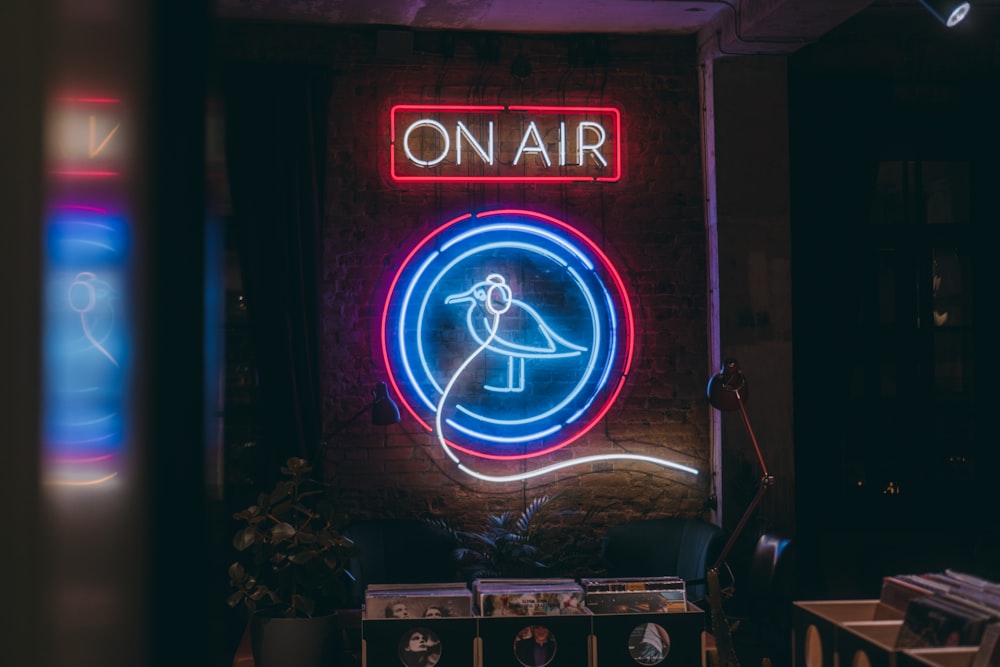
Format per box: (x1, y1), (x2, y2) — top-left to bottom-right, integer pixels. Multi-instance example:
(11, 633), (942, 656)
(369, 381), (402, 427)
(705, 358), (775, 667)
(330, 381), (401, 431)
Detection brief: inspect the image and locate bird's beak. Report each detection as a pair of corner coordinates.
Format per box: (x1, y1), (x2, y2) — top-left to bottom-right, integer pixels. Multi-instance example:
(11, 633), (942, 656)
(444, 291), (472, 304)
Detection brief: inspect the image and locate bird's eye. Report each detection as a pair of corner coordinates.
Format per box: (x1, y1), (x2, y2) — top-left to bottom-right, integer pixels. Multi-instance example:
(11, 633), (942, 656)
(474, 288), (486, 300)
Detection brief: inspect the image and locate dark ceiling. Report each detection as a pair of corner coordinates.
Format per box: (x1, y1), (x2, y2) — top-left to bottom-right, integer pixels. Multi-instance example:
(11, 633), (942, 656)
(212, 0), (879, 54)
(212, 1), (999, 55)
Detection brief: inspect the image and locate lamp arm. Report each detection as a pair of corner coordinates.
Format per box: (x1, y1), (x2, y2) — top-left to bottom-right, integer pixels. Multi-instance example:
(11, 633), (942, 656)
(711, 473), (773, 573)
(707, 395), (771, 667)
(708, 481), (767, 667)
(314, 399), (376, 467)
(736, 392), (770, 480)
(323, 401), (375, 440)
(710, 390), (775, 572)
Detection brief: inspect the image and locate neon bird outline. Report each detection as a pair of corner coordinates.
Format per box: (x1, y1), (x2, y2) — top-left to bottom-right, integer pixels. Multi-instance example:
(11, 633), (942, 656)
(444, 273), (587, 393)
(68, 271), (119, 367)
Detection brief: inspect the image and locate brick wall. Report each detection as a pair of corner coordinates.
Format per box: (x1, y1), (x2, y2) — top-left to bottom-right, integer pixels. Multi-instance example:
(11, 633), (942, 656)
(219, 24), (712, 542)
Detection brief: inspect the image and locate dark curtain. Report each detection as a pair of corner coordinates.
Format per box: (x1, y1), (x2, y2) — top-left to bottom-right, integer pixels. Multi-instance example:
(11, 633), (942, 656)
(223, 64), (331, 476)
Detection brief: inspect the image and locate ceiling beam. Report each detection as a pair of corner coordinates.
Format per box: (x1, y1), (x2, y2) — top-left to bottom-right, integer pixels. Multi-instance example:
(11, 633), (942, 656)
(700, 0), (876, 56)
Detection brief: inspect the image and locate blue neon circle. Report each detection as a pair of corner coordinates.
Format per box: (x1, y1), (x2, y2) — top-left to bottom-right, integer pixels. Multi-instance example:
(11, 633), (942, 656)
(382, 210), (631, 459)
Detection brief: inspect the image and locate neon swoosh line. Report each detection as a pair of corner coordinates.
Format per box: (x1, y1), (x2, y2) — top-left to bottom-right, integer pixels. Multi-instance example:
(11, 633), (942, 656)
(458, 454), (699, 483)
(45, 472), (119, 486)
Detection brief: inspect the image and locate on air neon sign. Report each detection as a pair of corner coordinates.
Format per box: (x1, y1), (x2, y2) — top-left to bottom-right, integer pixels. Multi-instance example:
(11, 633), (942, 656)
(390, 105), (621, 183)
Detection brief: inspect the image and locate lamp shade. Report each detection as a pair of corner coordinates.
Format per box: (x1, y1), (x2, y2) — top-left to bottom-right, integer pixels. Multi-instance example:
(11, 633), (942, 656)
(919, 0), (971, 27)
(371, 381), (401, 426)
(706, 358), (747, 412)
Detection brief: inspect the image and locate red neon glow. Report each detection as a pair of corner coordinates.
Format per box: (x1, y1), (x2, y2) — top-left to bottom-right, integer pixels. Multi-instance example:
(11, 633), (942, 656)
(380, 209), (634, 460)
(390, 104), (621, 183)
(54, 204), (111, 214)
(56, 97), (122, 104)
(49, 170), (120, 177)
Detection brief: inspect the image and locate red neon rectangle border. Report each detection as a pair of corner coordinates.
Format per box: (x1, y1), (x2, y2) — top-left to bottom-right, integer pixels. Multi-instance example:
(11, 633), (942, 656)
(390, 104), (621, 183)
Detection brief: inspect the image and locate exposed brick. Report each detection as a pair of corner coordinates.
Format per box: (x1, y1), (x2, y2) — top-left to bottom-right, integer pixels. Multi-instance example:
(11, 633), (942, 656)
(221, 22), (713, 534)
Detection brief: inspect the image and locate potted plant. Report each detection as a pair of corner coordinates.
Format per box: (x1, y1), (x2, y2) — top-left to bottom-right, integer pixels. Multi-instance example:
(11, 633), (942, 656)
(430, 494), (609, 582)
(227, 456), (358, 667)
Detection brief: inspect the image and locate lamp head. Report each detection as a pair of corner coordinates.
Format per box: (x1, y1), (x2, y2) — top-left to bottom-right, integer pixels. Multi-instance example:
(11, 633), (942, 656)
(919, 0), (971, 27)
(371, 381), (401, 426)
(706, 358), (747, 412)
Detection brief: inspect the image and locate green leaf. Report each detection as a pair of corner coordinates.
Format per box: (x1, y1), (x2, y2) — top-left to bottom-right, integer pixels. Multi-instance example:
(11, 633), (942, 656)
(269, 481), (295, 505)
(232, 505), (261, 521)
(293, 502), (319, 516)
(288, 550), (317, 565)
(232, 527), (257, 551)
(270, 522), (296, 542)
(228, 562), (247, 583)
(271, 499), (295, 517)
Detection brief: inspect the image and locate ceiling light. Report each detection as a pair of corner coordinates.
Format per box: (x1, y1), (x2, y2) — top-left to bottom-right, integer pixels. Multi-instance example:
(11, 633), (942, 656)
(919, 0), (971, 27)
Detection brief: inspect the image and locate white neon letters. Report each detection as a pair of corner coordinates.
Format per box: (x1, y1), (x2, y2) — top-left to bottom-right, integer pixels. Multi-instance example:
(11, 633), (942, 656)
(577, 121), (608, 167)
(403, 119), (449, 167)
(390, 105), (620, 182)
(404, 117), (608, 169)
(457, 121), (494, 165)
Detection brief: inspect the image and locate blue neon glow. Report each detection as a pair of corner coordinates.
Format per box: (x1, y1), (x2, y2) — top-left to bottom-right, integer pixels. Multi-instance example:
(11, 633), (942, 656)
(399, 249), (442, 407)
(441, 223), (596, 270)
(44, 209), (130, 481)
(408, 241), (605, 438)
(446, 419), (562, 442)
(411, 241), (603, 418)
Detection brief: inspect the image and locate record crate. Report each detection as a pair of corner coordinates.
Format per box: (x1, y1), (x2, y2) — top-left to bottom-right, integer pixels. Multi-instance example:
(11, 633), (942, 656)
(362, 616), (477, 667)
(590, 602), (706, 667)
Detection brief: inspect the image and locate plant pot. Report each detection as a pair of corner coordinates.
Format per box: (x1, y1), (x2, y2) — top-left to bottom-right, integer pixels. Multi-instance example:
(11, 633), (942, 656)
(250, 611), (342, 667)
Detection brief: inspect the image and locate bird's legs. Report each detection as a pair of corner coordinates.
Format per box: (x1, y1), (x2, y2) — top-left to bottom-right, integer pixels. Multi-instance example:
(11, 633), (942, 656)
(484, 356), (525, 393)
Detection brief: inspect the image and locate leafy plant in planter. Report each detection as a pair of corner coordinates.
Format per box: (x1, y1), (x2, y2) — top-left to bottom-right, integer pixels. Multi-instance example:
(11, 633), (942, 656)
(428, 496), (550, 581)
(430, 495), (609, 582)
(227, 456), (358, 619)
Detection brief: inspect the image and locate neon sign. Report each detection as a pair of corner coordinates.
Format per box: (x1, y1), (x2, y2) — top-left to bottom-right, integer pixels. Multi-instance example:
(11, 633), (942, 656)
(380, 207), (629, 452)
(43, 96), (130, 487)
(390, 105), (621, 182)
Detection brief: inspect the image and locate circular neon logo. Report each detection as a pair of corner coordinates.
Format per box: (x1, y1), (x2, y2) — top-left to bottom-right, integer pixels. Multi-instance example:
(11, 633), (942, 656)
(381, 209), (634, 460)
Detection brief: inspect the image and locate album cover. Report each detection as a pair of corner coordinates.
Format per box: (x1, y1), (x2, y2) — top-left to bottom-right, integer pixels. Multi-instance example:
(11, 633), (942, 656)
(365, 583), (474, 619)
(877, 575), (934, 619)
(585, 589), (687, 614)
(474, 579), (587, 616)
(895, 593), (996, 649)
(580, 576), (686, 593)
